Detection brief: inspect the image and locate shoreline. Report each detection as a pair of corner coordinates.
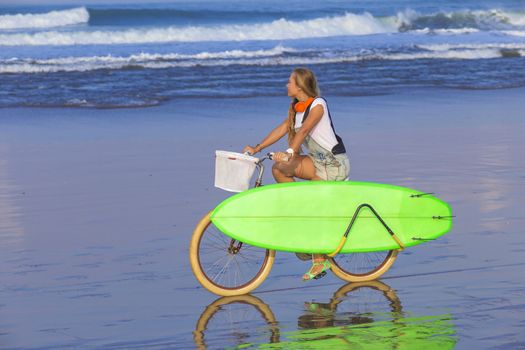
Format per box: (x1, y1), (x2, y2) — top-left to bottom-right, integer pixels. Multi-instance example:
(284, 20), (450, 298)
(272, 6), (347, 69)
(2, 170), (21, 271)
(2, 85), (524, 117)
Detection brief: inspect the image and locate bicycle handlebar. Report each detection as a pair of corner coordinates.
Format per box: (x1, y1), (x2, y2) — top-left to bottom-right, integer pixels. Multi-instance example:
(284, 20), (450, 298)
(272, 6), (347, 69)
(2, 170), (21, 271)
(244, 151), (275, 163)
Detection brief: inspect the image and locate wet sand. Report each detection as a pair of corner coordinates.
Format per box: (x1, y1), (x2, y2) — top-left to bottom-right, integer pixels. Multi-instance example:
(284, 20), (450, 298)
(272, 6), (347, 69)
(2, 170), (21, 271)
(1, 88), (524, 349)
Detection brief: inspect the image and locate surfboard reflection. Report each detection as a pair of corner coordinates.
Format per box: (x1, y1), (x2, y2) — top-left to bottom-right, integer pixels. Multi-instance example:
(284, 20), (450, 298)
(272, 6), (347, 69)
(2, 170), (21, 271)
(193, 281), (456, 349)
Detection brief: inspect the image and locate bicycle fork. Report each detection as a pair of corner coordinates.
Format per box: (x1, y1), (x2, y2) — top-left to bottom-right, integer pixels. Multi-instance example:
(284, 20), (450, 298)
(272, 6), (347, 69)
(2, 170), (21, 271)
(228, 239), (243, 254)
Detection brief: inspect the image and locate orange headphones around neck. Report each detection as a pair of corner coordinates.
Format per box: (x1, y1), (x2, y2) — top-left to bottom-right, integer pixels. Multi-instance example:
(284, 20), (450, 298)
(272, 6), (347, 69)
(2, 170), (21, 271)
(292, 97), (315, 113)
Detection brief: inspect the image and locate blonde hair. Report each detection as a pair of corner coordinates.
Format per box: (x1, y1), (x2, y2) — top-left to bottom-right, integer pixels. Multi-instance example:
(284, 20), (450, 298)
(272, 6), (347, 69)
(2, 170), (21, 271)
(287, 68), (320, 145)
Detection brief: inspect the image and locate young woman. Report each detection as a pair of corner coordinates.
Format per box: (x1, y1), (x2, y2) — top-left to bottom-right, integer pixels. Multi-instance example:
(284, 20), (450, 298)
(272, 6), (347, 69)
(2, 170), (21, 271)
(243, 67), (350, 281)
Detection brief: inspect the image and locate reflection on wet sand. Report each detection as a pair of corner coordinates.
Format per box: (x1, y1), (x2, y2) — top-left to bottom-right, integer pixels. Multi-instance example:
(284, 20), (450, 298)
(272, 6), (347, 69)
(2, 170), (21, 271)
(193, 281), (457, 349)
(476, 143), (511, 214)
(193, 294), (279, 350)
(474, 142), (515, 232)
(0, 144), (24, 245)
(298, 281), (403, 330)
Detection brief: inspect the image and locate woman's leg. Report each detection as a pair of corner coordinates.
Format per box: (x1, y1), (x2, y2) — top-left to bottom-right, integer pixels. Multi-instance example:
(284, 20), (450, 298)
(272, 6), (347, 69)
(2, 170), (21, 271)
(271, 163), (294, 183)
(272, 155), (321, 183)
(271, 156), (329, 279)
(294, 157), (330, 279)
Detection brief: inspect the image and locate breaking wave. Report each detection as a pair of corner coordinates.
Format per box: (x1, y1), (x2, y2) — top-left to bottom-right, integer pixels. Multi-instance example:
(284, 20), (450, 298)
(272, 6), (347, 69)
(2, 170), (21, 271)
(0, 12), (395, 46)
(395, 8), (525, 31)
(0, 7), (89, 30)
(0, 8), (523, 46)
(2, 44), (523, 74)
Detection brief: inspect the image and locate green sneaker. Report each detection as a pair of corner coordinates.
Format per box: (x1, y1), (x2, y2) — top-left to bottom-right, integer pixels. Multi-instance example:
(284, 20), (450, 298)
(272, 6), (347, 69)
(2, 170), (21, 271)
(302, 260), (331, 281)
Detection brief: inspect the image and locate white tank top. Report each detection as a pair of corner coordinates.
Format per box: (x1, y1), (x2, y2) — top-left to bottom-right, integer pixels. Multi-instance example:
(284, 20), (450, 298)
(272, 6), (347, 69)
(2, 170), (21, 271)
(294, 97), (338, 151)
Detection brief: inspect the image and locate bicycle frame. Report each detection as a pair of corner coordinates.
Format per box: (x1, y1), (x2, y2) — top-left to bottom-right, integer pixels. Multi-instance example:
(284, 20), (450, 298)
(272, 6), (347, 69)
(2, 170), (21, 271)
(225, 155), (270, 253)
(190, 152), (402, 296)
(254, 154), (271, 188)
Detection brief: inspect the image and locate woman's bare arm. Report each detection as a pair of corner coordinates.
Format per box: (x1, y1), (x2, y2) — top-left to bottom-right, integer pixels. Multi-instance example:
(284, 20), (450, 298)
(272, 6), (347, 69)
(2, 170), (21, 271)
(244, 119), (288, 154)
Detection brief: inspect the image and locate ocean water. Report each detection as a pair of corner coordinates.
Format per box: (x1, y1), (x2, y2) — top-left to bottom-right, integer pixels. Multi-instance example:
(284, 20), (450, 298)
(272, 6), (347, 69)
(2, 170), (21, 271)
(0, 0), (524, 108)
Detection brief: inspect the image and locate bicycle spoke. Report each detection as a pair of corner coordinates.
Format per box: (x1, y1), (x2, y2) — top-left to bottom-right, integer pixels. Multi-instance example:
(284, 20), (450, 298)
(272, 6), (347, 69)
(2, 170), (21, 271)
(206, 254), (230, 276)
(334, 250), (391, 275)
(195, 217), (271, 290)
(213, 255), (235, 285)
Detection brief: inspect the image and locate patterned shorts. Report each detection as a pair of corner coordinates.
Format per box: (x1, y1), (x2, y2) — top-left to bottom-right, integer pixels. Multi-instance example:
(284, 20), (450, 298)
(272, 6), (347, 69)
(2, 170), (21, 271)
(308, 152), (350, 181)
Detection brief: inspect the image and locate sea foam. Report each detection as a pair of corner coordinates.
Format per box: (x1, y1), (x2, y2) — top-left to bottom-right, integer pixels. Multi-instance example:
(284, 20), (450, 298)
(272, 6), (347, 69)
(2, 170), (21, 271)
(0, 12), (394, 46)
(1, 8), (523, 46)
(0, 46), (293, 73)
(0, 7), (89, 30)
(502, 30), (525, 37)
(2, 45), (520, 74)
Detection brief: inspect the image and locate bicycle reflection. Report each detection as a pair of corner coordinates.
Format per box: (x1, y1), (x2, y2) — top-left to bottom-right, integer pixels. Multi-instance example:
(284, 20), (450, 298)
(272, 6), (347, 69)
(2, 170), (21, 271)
(193, 294), (279, 350)
(298, 281), (402, 330)
(193, 281), (456, 349)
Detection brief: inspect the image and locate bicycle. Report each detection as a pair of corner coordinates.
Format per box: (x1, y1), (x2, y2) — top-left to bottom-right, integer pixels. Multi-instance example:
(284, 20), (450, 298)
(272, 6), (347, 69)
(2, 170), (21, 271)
(192, 280), (456, 349)
(189, 152), (399, 296)
(192, 281), (399, 349)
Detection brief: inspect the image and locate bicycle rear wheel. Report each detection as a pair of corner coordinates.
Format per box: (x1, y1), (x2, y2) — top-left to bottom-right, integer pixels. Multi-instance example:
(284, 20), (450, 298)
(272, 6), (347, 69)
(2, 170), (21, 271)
(329, 249), (399, 282)
(189, 211), (275, 296)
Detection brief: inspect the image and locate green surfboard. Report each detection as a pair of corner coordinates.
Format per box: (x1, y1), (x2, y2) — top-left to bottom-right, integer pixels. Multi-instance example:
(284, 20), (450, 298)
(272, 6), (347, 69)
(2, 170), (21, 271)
(211, 181), (452, 253)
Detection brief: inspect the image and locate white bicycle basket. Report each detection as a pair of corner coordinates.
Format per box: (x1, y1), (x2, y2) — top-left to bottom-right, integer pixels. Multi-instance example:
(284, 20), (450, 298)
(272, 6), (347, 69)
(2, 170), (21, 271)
(215, 150), (259, 192)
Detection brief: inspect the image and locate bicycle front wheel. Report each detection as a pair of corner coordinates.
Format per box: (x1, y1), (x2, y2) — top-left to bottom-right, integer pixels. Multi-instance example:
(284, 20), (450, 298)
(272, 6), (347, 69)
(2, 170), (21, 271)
(189, 211), (275, 296)
(194, 295), (279, 348)
(329, 249), (399, 282)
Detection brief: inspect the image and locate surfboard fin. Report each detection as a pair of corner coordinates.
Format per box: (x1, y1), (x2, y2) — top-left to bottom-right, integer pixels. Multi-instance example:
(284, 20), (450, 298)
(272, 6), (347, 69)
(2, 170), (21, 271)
(410, 192), (435, 198)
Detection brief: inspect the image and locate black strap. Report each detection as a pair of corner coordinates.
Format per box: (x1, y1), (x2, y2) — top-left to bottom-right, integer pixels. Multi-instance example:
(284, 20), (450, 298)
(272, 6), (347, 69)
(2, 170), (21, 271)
(301, 101), (313, 124)
(298, 97), (346, 155)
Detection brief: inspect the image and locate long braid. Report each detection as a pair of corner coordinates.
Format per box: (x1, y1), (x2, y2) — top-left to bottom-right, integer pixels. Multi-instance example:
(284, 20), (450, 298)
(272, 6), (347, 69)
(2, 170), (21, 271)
(287, 100), (297, 146)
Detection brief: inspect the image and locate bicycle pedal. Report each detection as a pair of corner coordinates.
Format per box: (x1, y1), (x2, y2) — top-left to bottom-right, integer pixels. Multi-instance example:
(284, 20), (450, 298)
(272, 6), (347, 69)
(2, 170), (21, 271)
(313, 271), (327, 280)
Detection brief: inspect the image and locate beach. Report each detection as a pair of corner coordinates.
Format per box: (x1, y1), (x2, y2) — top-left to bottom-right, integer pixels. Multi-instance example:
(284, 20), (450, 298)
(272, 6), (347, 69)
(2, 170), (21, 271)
(1, 88), (524, 349)
(2, 0), (525, 348)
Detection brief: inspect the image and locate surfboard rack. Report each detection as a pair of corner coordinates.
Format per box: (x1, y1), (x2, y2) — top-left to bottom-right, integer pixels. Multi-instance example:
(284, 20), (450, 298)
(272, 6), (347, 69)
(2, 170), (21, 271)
(412, 237), (434, 242)
(328, 203), (405, 257)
